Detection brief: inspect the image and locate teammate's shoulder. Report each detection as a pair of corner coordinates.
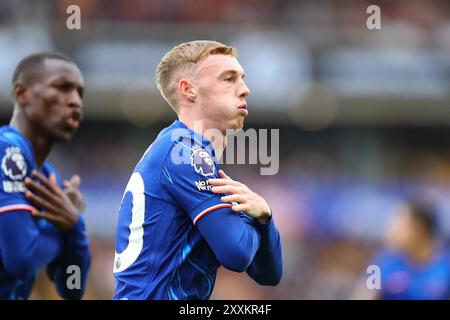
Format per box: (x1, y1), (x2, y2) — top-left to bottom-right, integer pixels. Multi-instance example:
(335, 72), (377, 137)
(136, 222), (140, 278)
(42, 160), (56, 173)
(0, 126), (25, 146)
(0, 126), (34, 168)
(0, 126), (34, 194)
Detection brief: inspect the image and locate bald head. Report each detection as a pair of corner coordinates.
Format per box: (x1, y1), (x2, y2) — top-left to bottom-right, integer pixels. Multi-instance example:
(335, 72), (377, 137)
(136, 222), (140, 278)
(12, 52), (74, 86)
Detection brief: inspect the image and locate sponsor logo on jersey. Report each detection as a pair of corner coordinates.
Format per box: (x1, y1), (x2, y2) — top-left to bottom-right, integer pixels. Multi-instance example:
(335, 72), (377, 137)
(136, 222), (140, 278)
(195, 180), (213, 192)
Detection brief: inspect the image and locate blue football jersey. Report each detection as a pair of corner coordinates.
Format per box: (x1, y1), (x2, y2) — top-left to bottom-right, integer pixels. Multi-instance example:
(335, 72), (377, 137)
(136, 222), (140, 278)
(372, 249), (450, 300)
(113, 120), (283, 300)
(113, 120), (232, 299)
(0, 125), (90, 300)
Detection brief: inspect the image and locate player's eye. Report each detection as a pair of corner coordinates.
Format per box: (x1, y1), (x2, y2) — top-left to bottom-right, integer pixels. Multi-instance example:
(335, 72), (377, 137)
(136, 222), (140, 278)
(224, 77), (234, 82)
(57, 83), (73, 92)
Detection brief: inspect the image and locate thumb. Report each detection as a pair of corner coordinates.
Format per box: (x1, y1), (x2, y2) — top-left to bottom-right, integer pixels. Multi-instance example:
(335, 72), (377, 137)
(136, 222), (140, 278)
(70, 175), (81, 188)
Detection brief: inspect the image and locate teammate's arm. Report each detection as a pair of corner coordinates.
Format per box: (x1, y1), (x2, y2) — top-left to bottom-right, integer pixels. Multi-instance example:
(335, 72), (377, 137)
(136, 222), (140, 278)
(0, 209), (62, 279)
(24, 171), (90, 299)
(0, 142), (64, 279)
(45, 216), (90, 300)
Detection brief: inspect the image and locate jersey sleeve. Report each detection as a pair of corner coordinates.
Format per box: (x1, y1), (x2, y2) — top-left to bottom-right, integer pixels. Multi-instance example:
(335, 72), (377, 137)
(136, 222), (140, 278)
(0, 138), (35, 213)
(161, 136), (232, 224)
(245, 215), (283, 285)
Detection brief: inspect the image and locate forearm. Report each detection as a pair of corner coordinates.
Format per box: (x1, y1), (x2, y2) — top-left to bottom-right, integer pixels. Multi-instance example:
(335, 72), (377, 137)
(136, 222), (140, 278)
(48, 216), (91, 300)
(0, 210), (62, 279)
(246, 216), (283, 285)
(197, 206), (261, 272)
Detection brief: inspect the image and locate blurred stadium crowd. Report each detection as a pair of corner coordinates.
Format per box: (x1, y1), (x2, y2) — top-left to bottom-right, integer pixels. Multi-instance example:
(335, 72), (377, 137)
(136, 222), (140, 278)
(1, 0), (450, 299)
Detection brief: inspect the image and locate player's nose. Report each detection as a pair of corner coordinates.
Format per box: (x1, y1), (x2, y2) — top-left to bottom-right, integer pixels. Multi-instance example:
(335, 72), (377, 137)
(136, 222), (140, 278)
(239, 81), (250, 98)
(67, 89), (83, 109)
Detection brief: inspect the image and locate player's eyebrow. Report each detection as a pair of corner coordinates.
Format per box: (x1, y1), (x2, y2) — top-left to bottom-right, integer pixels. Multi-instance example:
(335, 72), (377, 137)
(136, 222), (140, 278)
(50, 76), (85, 97)
(218, 70), (245, 79)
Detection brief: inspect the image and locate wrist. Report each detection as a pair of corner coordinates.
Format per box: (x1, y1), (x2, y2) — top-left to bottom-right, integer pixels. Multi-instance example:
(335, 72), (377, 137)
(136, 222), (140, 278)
(62, 214), (83, 234)
(258, 207), (272, 224)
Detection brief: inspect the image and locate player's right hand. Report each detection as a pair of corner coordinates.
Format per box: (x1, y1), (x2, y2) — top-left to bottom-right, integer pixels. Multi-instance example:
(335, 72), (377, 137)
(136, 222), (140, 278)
(24, 170), (80, 230)
(208, 169), (272, 224)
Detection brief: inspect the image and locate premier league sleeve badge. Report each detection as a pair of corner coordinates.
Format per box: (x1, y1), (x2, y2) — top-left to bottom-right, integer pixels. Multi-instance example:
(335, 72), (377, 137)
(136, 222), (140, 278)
(191, 145), (215, 177)
(1, 146), (28, 181)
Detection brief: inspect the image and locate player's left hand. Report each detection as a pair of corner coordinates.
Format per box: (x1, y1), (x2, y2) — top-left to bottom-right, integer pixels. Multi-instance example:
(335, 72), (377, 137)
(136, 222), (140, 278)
(24, 170), (82, 230)
(208, 170), (272, 224)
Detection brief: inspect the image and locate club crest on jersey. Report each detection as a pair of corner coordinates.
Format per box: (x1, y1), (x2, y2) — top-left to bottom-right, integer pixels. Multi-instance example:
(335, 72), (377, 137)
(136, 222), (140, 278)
(1, 146), (27, 180)
(191, 145), (215, 177)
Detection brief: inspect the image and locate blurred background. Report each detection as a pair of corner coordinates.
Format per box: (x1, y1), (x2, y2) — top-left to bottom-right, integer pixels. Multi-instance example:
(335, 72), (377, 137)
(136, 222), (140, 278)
(1, 0), (450, 299)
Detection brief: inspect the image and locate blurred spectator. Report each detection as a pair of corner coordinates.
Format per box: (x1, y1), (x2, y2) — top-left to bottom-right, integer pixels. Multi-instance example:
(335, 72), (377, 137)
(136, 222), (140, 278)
(353, 198), (450, 299)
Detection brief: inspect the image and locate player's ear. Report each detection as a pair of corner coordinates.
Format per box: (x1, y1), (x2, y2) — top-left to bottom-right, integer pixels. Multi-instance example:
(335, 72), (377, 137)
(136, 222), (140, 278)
(12, 83), (28, 107)
(179, 79), (197, 103)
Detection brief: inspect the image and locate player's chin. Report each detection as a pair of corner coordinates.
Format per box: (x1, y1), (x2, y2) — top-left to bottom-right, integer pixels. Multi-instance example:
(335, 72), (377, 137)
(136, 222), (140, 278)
(235, 117), (245, 130)
(54, 127), (77, 142)
(226, 119), (244, 132)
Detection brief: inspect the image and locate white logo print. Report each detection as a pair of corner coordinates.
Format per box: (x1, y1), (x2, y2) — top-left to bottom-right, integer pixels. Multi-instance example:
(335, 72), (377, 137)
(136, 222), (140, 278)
(191, 146), (215, 177)
(1, 147), (27, 180)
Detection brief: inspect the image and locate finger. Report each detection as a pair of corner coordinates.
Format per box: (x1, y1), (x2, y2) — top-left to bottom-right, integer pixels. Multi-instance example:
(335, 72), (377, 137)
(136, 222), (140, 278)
(32, 210), (65, 228)
(24, 178), (61, 205)
(72, 175), (81, 187)
(211, 185), (241, 194)
(50, 173), (59, 188)
(67, 175), (81, 189)
(231, 204), (247, 213)
(221, 194), (245, 203)
(64, 175), (82, 192)
(63, 180), (75, 191)
(63, 180), (71, 189)
(31, 171), (59, 193)
(31, 210), (59, 223)
(208, 178), (240, 186)
(25, 190), (60, 214)
(218, 170), (233, 180)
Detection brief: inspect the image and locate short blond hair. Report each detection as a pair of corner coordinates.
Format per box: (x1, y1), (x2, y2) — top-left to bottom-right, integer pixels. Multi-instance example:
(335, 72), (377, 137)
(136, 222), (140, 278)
(156, 40), (237, 111)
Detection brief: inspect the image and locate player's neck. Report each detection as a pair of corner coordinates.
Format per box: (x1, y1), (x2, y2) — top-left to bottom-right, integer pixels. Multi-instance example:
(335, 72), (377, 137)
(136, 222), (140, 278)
(10, 111), (52, 167)
(178, 116), (227, 159)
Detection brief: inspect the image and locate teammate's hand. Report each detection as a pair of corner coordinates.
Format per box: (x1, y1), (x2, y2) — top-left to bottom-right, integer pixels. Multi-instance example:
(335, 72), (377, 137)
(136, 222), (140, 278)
(24, 171), (81, 230)
(63, 175), (86, 213)
(208, 170), (272, 224)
